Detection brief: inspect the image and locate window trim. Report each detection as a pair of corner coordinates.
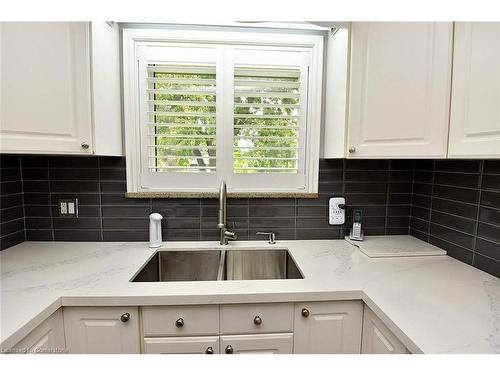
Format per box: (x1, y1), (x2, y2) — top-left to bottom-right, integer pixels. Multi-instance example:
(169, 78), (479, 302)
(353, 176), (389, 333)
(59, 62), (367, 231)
(123, 27), (324, 196)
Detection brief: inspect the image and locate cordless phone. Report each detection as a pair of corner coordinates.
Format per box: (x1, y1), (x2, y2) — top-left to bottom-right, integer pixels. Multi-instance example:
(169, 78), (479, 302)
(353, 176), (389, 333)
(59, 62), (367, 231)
(349, 209), (364, 241)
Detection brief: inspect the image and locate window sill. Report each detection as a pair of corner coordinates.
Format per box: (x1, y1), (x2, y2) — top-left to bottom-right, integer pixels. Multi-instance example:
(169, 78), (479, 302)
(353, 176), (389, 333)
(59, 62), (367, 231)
(125, 192), (318, 199)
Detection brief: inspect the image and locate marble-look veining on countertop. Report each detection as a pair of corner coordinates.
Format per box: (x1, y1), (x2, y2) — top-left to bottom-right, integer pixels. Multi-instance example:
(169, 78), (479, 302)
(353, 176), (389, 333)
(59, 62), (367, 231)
(1, 245), (126, 280)
(1, 237), (499, 354)
(484, 278), (500, 352)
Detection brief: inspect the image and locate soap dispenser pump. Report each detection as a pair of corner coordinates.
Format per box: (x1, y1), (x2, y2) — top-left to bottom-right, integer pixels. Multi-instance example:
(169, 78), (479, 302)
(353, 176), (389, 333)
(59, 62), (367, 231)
(149, 213), (163, 248)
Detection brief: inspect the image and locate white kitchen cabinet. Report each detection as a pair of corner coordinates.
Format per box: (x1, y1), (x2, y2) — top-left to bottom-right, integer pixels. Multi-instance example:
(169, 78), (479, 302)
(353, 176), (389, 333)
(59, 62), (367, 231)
(11, 309), (65, 354)
(293, 301), (363, 353)
(0, 22), (122, 155)
(361, 306), (408, 354)
(448, 22), (500, 158)
(63, 307), (140, 354)
(220, 333), (293, 354)
(347, 22), (452, 158)
(144, 336), (220, 354)
(323, 27), (349, 158)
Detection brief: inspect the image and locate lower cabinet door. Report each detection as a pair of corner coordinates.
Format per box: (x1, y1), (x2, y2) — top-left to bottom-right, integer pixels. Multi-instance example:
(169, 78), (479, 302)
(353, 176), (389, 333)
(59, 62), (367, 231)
(220, 333), (293, 354)
(12, 309), (66, 354)
(293, 301), (363, 353)
(63, 307), (140, 354)
(361, 306), (408, 354)
(144, 336), (219, 354)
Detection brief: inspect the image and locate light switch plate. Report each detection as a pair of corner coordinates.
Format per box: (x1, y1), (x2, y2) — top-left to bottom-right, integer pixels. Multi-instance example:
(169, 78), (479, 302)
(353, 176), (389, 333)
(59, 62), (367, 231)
(329, 197), (345, 225)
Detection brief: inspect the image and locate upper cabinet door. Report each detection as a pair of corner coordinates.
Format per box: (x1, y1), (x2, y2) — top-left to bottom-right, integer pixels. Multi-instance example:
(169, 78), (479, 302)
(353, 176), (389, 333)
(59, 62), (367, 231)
(0, 22), (93, 154)
(347, 22), (452, 158)
(448, 23), (500, 158)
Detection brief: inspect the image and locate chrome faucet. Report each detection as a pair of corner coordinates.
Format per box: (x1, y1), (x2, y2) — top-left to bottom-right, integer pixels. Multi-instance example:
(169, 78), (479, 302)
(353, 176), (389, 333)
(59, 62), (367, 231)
(217, 181), (237, 245)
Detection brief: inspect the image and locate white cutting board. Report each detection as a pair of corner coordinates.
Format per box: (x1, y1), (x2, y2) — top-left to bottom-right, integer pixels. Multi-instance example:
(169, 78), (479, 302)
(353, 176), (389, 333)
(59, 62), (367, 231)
(345, 235), (447, 258)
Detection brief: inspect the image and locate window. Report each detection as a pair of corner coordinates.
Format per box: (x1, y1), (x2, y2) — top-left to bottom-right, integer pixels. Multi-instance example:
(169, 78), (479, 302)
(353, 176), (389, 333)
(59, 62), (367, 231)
(233, 65), (301, 175)
(124, 29), (323, 196)
(147, 63), (217, 173)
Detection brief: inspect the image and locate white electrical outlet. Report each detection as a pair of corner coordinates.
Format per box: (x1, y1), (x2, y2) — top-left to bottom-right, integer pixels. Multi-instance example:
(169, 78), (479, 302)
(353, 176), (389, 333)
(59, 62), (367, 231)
(329, 197), (345, 225)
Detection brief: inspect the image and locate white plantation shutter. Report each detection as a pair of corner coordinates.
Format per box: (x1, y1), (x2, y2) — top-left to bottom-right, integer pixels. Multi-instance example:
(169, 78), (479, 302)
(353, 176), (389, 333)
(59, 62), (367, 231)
(233, 66), (301, 174)
(226, 48), (311, 193)
(138, 45), (221, 191)
(128, 36), (321, 195)
(146, 64), (217, 172)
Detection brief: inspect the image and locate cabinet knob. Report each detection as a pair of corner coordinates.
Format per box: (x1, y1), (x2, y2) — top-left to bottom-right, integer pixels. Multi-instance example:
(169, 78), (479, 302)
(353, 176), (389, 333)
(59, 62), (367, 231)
(348, 146), (356, 154)
(205, 346), (214, 354)
(225, 345), (234, 354)
(175, 317), (184, 328)
(120, 312), (130, 322)
(253, 315), (262, 325)
(301, 308), (310, 318)
(81, 142), (90, 150)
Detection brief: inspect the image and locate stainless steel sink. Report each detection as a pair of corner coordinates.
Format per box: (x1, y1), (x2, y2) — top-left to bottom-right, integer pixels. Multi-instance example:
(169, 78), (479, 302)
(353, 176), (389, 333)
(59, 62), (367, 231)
(131, 248), (303, 282)
(131, 250), (221, 282)
(222, 249), (302, 280)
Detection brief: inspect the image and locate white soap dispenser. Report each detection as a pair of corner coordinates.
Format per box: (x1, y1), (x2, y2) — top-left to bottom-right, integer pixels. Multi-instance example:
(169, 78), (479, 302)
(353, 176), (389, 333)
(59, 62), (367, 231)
(149, 213), (163, 248)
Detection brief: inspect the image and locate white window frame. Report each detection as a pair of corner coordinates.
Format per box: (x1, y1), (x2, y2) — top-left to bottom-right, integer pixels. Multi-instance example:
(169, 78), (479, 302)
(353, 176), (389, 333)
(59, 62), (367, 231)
(123, 27), (324, 196)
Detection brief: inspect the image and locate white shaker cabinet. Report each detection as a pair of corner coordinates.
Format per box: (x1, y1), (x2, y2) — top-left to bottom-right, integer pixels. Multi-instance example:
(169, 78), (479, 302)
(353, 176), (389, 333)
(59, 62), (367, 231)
(0, 22), (122, 155)
(293, 301), (363, 353)
(63, 307), (140, 354)
(347, 22), (452, 158)
(361, 306), (408, 354)
(11, 309), (65, 354)
(448, 22), (500, 158)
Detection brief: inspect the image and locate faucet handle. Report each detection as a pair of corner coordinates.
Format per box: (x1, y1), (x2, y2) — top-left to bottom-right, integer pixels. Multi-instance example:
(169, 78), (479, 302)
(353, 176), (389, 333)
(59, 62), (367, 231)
(224, 230), (238, 241)
(256, 232), (276, 244)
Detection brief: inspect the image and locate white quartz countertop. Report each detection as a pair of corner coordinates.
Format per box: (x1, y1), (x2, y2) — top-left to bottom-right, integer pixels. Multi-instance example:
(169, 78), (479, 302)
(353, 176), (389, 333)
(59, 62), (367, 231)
(1, 237), (499, 353)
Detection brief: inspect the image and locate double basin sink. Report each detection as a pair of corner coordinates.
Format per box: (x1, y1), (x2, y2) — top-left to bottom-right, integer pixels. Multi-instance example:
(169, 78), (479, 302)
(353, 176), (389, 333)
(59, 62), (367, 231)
(131, 248), (303, 282)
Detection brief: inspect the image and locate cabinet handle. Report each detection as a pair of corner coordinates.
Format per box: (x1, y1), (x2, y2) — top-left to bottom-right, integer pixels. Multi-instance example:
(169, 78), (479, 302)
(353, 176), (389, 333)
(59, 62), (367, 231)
(120, 312), (130, 322)
(301, 308), (310, 318)
(81, 142), (90, 150)
(348, 146), (356, 154)
(225, 345), (234, 354)
(205, 346), (214, 354)
(253, 315), (262, 325)
(175, 317), (184, 328)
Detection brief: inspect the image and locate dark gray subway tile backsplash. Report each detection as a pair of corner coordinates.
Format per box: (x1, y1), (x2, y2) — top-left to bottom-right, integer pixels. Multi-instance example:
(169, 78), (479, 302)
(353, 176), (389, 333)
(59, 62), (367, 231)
(1, 156), (413, 246)
(0, 154), (499, 278)
(0, 155), (25, 249)
(410, 159), (500, 277)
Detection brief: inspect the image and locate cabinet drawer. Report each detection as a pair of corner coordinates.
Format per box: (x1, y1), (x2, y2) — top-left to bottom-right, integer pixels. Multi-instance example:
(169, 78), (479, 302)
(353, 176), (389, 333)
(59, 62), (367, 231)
(142, 305), (219, 336)
(144, 336), (219, 354)
(220, 333), (293, 354)
(220, 303), (293, 334)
